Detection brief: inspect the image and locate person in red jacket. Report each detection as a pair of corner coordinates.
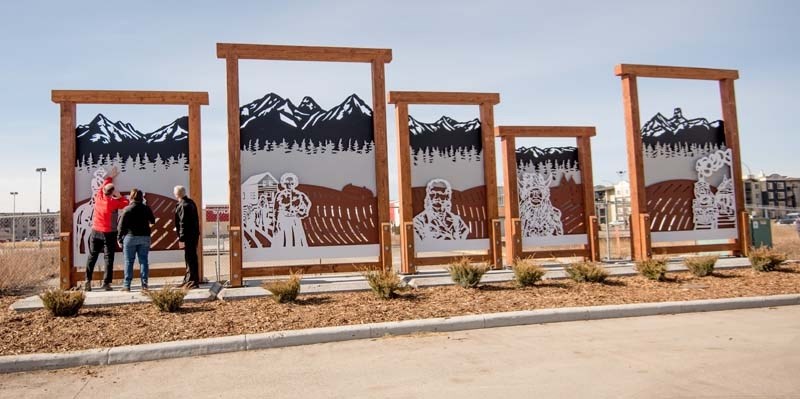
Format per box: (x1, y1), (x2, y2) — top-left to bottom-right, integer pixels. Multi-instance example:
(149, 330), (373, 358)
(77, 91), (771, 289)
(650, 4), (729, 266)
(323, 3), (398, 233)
(85, 166), (129, 291)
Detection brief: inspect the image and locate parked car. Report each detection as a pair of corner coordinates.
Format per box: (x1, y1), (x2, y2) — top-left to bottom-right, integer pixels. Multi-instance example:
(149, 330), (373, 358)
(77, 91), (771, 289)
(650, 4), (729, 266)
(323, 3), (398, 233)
(776, 213), (800, 224)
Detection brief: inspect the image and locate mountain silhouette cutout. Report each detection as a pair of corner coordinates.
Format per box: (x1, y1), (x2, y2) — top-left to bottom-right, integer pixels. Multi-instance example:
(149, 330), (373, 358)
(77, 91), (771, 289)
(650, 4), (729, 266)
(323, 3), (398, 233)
(641, 108), (726, 147)
(516, 146), (579, 169)
(239, 93), (374, 150)
(76, 114), (188, 163)
(408, 115), (482, 153)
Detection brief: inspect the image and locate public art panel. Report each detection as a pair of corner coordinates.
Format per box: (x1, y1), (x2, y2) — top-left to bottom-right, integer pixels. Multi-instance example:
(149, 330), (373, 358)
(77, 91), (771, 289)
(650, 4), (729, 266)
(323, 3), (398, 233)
(74, 113), (190, 265)
(239, 93), (380, 262)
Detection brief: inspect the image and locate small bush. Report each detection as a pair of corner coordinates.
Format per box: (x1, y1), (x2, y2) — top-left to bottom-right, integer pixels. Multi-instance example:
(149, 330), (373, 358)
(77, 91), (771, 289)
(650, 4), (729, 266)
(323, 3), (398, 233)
(447, 258), (489, 288)
(749, 247), (787, 272)
(512, 258), (546, 287)
(263, 273), (302, 303)
(685, 255), (717, 277)
(39, 288), (85, 317)
(635, 258), (668, 281)
(145, 285), (188, 312)
(565, 261), (609, 283)
(362, 268), (404, 299)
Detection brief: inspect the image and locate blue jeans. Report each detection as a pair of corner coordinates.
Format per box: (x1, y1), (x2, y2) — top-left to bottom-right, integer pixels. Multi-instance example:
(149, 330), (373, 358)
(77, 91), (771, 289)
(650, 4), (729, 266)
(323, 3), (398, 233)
(123, 235), (151, 288)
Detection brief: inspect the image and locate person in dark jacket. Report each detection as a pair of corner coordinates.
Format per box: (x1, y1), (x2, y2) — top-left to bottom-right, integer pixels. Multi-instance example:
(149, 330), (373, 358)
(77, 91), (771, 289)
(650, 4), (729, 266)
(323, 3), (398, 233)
(117, 189), (155, 291)
(85, 166), (129, 292)
(174, 185), (200, 288)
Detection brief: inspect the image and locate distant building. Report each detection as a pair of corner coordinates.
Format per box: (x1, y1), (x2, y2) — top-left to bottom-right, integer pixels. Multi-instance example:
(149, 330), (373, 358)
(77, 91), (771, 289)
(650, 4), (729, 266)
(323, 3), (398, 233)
(743, 173), (800, 218)
(593, 181), (631, 227)
(0, 212), (59, 242)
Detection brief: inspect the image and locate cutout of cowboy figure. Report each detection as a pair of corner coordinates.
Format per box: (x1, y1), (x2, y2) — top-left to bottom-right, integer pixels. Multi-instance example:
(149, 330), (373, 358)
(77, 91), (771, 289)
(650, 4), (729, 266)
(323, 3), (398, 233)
(272, 173), (311, 247)
(413, 178), (470, 241)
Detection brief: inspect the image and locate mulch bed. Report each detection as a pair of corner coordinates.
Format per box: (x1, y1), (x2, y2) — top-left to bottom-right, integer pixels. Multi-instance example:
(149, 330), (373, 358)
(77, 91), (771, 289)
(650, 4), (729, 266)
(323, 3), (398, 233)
(1, 265), (799, 356)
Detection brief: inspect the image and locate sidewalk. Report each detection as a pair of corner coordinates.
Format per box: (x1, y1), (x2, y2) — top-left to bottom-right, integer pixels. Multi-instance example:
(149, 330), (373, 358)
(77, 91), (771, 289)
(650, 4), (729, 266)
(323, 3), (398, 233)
(2, 305), (797, 398)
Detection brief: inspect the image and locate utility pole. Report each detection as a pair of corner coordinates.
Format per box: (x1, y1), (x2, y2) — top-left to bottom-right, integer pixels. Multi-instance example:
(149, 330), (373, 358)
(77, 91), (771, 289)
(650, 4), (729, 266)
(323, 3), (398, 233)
(10, 192), (18, 248)
(36, 167), (46, 249)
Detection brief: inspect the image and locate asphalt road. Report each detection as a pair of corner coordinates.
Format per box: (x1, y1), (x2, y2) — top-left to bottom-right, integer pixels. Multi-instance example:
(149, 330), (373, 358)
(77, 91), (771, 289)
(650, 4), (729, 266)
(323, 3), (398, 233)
(1, 306), (799, 398)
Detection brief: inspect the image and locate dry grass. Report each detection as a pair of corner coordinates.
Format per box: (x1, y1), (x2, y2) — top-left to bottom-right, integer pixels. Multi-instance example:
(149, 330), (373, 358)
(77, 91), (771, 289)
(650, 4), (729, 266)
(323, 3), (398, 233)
(144, 285), (188, 312)
(447, 258), (489, 288)
(361, 268), (404, 299)
(0, 248), (58, 295)
(565, 261), (609, 283)
(512, 258), (546, 287)
(771, 224), (800, 260)
(39, 288), (85, 317)
(262, 273), (302, 303)
(685, 255), (718, 277)
(749, 246), (788, 272)
(635, 258), (669, 281)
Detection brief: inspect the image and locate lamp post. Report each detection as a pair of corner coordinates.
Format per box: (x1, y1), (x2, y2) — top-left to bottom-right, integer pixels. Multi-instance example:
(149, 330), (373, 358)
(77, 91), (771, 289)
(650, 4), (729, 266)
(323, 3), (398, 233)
(36, 167), (46, 248)
(9, 192), (18, 248)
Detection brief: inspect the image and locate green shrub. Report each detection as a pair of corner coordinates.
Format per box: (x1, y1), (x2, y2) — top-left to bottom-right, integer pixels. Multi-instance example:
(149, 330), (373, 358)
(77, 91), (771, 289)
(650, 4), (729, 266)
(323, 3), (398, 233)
(39, 288), (85, 317)
(362, 268), (404, 299)
(565, 261), (609, 283)
(684, 255), (717, 277)
(635, 258), (668, 281)
(749, 247), (787, 272)
(512, 258), (546, 287)
(145, 285), (188, 312)
(447, 258), (489, 288)
(263, 273), (302, 303)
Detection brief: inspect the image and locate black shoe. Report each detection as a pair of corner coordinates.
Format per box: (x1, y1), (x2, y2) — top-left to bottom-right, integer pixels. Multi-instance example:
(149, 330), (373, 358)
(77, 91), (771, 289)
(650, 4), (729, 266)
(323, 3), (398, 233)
(121, 287), (130, 292)
(102, 283), (113, 291)
(84, 281), (92, 292)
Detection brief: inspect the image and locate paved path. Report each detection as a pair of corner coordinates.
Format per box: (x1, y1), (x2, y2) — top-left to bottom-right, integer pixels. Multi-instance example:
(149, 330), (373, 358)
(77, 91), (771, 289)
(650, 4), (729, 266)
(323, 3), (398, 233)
(2, 306), (799, 398)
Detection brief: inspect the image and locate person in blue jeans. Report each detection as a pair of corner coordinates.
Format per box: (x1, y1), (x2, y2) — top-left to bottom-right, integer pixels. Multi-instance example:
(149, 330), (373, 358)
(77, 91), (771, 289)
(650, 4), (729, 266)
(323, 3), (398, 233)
(117, 189), (155, 291)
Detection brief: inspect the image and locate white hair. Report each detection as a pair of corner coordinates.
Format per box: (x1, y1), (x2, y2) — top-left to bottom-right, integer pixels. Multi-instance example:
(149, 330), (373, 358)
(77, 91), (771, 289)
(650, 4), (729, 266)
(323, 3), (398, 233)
(173, 185), (187, 198)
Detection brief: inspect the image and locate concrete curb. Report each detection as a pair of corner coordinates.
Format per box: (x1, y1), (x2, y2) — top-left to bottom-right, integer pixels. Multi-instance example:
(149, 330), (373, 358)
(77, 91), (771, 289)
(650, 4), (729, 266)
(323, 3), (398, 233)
(1, 293), (798, 374)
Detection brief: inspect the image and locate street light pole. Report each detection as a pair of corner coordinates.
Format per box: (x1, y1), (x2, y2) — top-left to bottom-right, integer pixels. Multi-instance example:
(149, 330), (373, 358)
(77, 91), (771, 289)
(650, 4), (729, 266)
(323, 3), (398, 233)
(36, 167), (46, 249)
(10, 192), (18, 249)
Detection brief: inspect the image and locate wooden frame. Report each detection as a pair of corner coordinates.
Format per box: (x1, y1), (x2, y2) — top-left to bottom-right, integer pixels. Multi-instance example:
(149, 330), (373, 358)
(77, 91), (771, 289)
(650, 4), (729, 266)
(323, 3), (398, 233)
(495, 126), (600, 262)
(217, 43), (393, 286)
(52, 90), (209, 289)
(388, 91), (501, 274)
(615, 63), (749, 261)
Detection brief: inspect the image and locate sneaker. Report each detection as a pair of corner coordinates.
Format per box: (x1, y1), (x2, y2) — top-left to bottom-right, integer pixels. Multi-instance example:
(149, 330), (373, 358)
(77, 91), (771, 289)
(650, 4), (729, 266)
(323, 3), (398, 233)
(84, 281), (92, 292)
(102, 283), (113, 291)
(141, 285), (149, 292)
(121, 287), (130, 292)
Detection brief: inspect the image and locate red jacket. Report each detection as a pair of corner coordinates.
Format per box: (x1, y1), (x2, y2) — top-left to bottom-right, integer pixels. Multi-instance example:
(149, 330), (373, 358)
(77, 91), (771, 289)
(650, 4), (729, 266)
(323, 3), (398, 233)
(91, 177), (130, 233)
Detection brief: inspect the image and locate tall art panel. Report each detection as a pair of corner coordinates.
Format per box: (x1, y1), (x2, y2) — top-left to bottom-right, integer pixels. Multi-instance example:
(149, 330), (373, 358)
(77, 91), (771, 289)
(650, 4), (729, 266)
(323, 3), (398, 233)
(615, 64), (749, 260)
(496, 126), (599, 262)
(53, 90), (207, 289)
(218, 44), (392, 286)
(389, 92), (502, 274)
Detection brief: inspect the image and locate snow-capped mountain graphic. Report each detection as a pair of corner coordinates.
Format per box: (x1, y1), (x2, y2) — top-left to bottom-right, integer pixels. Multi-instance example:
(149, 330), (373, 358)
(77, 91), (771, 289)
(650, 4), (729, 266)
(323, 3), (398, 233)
(641, 108), (725, 147)
(75, 113), (189, 164)
(408, 115), (482, 153)
(516, 146), (579, 169)
(239, 93), (374, 150)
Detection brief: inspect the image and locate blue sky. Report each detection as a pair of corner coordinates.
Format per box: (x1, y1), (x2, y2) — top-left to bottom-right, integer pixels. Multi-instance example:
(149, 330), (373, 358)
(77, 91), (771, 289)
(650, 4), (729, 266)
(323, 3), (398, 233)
(0, 0), (797, 212)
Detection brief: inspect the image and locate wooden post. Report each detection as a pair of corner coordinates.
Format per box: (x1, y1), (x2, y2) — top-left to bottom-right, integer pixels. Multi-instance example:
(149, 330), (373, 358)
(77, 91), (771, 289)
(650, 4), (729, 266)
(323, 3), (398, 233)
(188, 102), (204, 280)
(719, 79), (749, 256)
(60, 102), (76, 289)
(479, 103), (500, 268)
(371, 61), (392, 270)
(577, 136), (600, 262)
(225, 56), (243, 287)
(395, 103), (414, 274)
(500, 135), (521, 264)
(620, 75), (649, 261)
